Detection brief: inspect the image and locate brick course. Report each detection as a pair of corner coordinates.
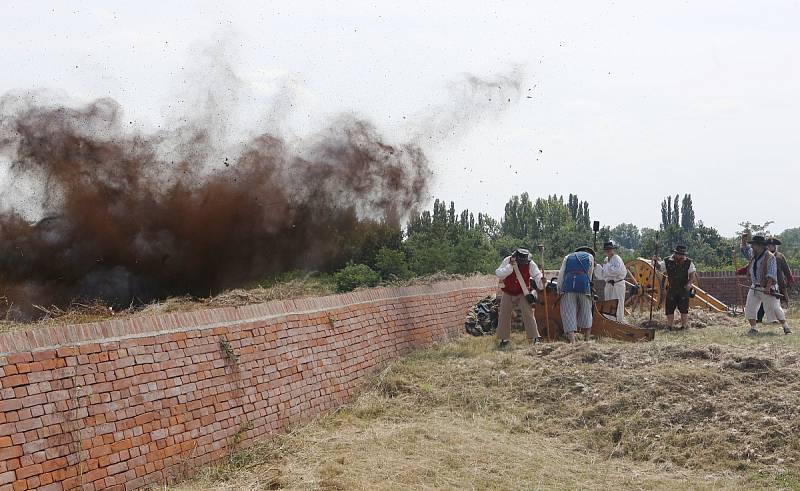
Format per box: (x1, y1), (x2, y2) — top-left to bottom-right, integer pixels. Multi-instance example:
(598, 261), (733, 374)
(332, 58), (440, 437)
(0, 277), (496, 490)
(696, 269), (798, 307)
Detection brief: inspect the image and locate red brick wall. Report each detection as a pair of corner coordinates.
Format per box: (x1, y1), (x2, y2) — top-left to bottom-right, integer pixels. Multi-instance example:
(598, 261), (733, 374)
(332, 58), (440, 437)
(0, 277), (496, 490)
(696, 270), (798, 307)
(695, 272), (747, 307)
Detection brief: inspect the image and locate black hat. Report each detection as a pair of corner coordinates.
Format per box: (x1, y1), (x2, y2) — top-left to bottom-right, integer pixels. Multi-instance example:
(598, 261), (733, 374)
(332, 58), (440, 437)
(513, 248), (531, 265)
(748, 235), (768, 246)
(575, 246), (595, 256)
(767, 236), (782, 246)
(671, 245), (688, 255)
(603, 240), (618, 250)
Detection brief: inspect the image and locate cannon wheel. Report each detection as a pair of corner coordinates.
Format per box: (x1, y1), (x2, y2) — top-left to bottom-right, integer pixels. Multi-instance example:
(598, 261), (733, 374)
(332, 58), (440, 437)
(624, 258), (663, 313)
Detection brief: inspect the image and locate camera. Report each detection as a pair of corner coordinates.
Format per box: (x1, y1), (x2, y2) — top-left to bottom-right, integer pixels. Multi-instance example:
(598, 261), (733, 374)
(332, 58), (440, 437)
(512, 248), (531, 265)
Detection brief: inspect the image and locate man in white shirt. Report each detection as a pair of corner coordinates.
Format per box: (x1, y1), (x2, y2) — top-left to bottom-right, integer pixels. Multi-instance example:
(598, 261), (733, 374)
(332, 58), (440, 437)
(595, 240), (627, 322)
(495, 248), (544, 349)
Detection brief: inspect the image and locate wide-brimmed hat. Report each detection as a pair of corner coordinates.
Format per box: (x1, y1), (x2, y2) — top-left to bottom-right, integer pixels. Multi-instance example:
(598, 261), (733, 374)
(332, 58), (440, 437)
(748, 235), (768, 246)
(575, 246), (595, 256)
(603, 240), (618, 250)
(671, 245), (688, 255)
(767, 236), (782, 246)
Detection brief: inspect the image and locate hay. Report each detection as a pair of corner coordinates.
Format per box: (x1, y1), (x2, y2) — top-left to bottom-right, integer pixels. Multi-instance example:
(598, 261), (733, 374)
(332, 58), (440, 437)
(0, 277), (338, 333)
(171, 312), (800, 490)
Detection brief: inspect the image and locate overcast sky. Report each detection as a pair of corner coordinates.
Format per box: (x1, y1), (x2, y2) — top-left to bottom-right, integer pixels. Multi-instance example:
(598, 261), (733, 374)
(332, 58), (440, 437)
(2, 1), (798, 236)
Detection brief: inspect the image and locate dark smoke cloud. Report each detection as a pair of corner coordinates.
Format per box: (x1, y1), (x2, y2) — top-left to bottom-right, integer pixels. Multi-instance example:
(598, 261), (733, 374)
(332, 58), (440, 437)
(0, 93), (428, 317)
(0, 67), (522, 318)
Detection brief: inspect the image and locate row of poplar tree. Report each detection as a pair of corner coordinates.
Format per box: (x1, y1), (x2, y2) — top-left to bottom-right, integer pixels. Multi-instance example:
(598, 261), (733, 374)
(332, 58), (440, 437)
(329, 192), (798, 289)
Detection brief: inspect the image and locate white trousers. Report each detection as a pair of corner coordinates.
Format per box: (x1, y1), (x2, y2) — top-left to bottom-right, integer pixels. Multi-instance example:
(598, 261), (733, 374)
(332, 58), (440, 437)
(745, 288), (785, 322)
(604, 281), (626, 323)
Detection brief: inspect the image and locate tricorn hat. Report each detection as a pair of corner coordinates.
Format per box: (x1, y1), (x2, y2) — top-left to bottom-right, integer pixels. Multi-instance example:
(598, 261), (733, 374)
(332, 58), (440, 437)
(766, 236), (782, 246)
(748, 235), (768, 246)
(671, 245), (688, 255)
(603, 240), (618, 250)
(575, 246), (595, 256)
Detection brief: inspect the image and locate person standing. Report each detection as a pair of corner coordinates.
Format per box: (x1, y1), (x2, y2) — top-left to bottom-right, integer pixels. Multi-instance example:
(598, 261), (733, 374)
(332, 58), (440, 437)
(557, 246), (596, 343)
(595, 240), (627, 322)
(770, 237), (795, 305)
(653, 245), (697, 330)
(495, 248), (544, 349)
(741, 235), (792, 335)
(759, 236), (795, 320)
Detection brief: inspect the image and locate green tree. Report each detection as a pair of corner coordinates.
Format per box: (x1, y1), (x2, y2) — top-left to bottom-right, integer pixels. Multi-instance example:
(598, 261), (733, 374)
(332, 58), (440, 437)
(451, 229), (497, 274)
(672, 195), (680, 227)
(737, 220), (774, 237)
(404, 234), (452, 275)
(611, 223), (641, 250)
(680, 194), (695, 231)
(778, 227), (800, 268)
(374, 247), (411, 280)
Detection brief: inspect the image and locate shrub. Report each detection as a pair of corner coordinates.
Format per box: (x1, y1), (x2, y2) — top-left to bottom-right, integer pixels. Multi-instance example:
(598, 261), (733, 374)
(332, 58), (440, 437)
(334, 263), (380, 292)
(374, 247), (411, 280)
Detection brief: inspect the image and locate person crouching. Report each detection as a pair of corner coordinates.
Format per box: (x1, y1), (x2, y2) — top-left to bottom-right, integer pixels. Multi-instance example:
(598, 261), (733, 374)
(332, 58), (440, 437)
(557, 246), (596, 343)
(495, 248), (543, 349)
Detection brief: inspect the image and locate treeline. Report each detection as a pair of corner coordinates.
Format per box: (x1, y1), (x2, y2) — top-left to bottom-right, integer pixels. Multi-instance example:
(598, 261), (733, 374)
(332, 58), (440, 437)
(326, 193), (797, 291)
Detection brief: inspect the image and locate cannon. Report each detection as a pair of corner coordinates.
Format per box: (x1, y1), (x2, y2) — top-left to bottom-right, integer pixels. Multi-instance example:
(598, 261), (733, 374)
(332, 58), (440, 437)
(532, 280), (655, 342)
(623, 258), (729, 314)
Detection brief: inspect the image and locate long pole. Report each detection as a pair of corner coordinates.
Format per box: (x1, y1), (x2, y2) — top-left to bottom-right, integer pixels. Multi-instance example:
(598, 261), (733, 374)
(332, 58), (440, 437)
(732, 246), (744, 313)
(538, 244), (551, 340)
(649, 231), (660, 322)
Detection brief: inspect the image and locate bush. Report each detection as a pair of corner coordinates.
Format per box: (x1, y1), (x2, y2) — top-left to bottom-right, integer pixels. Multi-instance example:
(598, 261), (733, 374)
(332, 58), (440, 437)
(334, 263), (380, 292)
(374, 247), (412, 280)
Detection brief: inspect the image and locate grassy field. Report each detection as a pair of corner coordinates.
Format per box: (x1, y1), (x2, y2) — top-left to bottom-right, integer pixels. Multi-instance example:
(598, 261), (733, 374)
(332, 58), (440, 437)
(170, 308), (800, 491)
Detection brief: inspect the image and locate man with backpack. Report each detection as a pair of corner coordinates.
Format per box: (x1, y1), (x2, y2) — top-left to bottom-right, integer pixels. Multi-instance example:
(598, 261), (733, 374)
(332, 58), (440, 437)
(494, 248), (544, 349)
(557, 246), (596, 343)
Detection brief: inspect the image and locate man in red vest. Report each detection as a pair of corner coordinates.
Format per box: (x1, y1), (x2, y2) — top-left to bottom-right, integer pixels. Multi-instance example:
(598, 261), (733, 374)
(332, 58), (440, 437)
(495, 248), (543, 349)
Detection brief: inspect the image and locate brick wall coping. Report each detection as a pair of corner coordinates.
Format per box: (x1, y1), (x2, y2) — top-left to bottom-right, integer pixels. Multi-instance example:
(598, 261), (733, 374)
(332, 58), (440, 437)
(0, 276), (497, 356)
(696, 270), (800, 277)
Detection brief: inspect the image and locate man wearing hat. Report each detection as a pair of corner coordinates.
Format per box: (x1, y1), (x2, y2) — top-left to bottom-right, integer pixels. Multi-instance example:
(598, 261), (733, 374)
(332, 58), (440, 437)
(757, 237), (794, 322)
(557, 246), (596, 342)
(594, 240), (628, 322)
(494, 248), (544, 349)
(653, 245), (697, 330)
(741, 235), (792, 334)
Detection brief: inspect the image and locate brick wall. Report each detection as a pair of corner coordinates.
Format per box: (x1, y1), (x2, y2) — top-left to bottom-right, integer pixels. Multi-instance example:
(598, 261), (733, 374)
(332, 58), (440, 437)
(0, 276), (496, 491)
(695, 272), (747, 306)
(697, 269), (798, 307)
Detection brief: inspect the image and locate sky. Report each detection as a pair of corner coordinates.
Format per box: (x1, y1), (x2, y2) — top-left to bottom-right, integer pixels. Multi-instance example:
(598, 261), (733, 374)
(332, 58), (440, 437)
(1, 1), (798, 236)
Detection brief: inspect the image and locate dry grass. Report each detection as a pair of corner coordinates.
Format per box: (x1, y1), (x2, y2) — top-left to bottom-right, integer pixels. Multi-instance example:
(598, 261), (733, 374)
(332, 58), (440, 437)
(169, 310), (800, 491)
(0, 273), (472, 334)
(0, 277), (336, 334)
